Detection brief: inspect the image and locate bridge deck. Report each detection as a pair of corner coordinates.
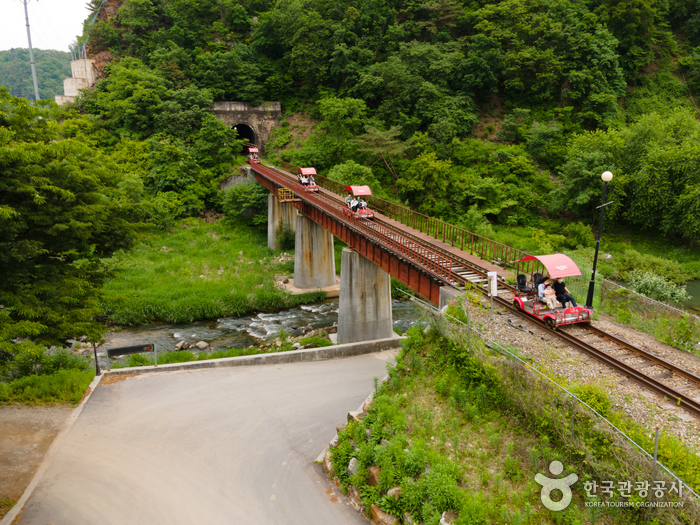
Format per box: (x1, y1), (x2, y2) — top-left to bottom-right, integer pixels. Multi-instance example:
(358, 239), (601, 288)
(302, 175), (511, 281)
(371, 212), (511, 280)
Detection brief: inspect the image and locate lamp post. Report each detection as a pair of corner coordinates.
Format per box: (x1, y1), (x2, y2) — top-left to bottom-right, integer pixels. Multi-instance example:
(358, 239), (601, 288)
(585, 171), (613, 309)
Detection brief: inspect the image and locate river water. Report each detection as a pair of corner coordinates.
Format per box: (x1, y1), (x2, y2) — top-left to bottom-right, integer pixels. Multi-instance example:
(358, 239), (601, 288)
(101, 298), (424, 355)
(681, 280), (700, 315)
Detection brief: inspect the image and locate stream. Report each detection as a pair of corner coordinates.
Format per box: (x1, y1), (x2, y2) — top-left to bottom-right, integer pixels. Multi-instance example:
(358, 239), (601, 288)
(101, 298), (424, 359)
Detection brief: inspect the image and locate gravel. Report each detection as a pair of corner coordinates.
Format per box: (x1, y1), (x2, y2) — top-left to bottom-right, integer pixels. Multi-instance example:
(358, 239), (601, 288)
(466, 293), (700, 455)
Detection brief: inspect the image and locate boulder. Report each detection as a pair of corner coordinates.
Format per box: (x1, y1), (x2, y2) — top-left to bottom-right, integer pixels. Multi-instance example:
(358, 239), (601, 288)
(348, 410), (366, 423)
(370, 504), (398, 525)
(174, 341), (187, 351)
(368, 466), (381, 486)
(323, 450), (334, 475)
(276, 340), (283, 347)
(292, 342), (301, 349)
(363, 400), (373, 412)
(387, 486), (402, 499)
(195, 341), (209, 350)
(329, 435), (339, 448)
(440, 510), (458, 524)
(380, 439), (389, 446)
(336, 425), (346, 434)
(347, 486), (364, 512)
(347, 457), (360, 477)
(403, 513), (415, 524)
(603, 253), (613, 259)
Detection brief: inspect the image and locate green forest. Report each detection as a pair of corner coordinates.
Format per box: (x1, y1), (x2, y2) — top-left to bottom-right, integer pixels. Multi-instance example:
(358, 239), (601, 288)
(3, 0), (700, 356)
(0, 48), (71, 101)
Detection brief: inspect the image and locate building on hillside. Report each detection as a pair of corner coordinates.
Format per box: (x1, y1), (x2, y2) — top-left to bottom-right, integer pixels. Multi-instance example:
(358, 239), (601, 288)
(55, 59), (97, 105)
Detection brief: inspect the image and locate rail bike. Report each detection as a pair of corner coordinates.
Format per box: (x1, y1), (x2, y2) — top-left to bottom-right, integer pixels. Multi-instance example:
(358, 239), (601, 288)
(512, 254), (592, 329)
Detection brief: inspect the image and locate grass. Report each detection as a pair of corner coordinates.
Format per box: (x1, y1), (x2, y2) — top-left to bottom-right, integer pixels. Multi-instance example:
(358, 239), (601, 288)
(109, 347), (272, 368)
(331, 319), (696, 525)
(100, 218), (325, 325)
(109, 333), (334, 369)
(0, 498), (15, 520)
(0, 369), (95, 405)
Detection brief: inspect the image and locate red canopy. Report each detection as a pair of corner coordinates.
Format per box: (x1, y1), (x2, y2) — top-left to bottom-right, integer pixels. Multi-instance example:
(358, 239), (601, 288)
(248, 147), (259, 153)
(298, 167), (316, 175)
(344, 185), (372, 196)
(515, 254), (582, 279)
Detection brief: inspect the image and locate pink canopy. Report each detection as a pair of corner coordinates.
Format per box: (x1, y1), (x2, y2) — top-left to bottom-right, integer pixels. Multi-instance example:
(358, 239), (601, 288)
(248, 147), (259, 153)
(344, 185), (372, 196)
(515, 254), (582, 279)
(298, 167), (317, 175)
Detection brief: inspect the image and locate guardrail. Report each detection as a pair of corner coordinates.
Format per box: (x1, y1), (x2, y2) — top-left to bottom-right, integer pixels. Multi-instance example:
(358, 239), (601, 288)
(275, 160), (543, 280)
(254, 165), (453, 284)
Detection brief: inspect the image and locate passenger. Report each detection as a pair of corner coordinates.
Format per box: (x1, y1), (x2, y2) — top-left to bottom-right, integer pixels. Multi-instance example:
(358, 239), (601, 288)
(300, 175), (309, 186)
(252, 153), (259, 161)
(345, 192), (353, 207)
(553, 278), (578, 308)
(537, 277), (551, 305)
(351, 197), (359, 212)
(307, 174), (316, 186)
(543, 283), (559, 310)
(360, 198), (367, 209)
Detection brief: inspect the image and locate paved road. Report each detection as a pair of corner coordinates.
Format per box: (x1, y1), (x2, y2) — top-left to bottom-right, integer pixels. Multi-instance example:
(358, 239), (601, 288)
(18, 351), (396, 524)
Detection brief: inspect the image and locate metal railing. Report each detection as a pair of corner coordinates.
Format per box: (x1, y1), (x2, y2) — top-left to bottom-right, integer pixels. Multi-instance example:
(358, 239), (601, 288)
(275, 161), (543, 279)
(253, 165), (454, 284)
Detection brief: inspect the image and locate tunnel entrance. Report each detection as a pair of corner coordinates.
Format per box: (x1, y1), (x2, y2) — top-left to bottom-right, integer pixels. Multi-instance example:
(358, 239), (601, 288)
(232, 123), (256, 149)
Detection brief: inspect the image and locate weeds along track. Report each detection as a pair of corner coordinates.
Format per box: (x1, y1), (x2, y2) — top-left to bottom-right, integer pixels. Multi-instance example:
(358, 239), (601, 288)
(261, 163), (700, 416)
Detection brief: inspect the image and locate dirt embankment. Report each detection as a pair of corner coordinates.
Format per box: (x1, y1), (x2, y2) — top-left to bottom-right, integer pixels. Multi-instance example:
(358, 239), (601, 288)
(0, 405), (73, 519)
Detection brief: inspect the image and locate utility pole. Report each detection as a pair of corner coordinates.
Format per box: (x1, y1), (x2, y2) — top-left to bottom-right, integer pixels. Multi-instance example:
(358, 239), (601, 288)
(21, 0), (40, 102)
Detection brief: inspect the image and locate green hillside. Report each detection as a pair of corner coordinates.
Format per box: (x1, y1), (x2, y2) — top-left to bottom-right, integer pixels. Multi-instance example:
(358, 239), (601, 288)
(73, 0), (700, 245)
(3, 0), (700, 357)
(0, 48), (71, 102)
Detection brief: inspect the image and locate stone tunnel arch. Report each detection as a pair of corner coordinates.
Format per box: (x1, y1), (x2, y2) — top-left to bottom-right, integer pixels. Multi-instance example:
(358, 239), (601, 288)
(213, 102), (281, 153)
(232, 123), (256, 146)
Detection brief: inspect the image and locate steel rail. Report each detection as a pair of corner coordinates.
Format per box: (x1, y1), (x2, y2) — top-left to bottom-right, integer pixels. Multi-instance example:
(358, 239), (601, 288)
(493, 296), (700, 419)
(252, 164), (454, 284)
(259, 163), (700, 416)
(264, 165), (518, 292)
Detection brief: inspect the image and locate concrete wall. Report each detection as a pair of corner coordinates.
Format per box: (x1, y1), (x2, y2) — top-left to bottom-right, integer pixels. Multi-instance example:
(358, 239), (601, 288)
(55, 59), (97, 105)
(267, 194), (298, 250)
(212, 101), (281, 153)
(293, 214), (335, 288)
(337, 248), (394, 344)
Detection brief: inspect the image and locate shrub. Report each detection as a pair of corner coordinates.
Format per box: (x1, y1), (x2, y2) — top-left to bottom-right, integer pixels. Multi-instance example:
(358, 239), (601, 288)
(222, 180), (268, 226)
(617, 249), (691, 284)
(0, 369), (95, 405)
(628, 270), (690, 303)
(301, 336), (332, 348)
(276, 225), (295, 250)
(562, 222), (595, 249)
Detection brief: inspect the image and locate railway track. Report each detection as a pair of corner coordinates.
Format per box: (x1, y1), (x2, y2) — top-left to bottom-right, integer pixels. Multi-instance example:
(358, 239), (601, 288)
(262, 163), (700, 418)
(266, 165), (512, 291)
(495, 296), (700, 419)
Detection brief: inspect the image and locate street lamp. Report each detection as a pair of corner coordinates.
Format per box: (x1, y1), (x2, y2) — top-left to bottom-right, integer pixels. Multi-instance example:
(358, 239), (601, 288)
(585, 171), (613, 309)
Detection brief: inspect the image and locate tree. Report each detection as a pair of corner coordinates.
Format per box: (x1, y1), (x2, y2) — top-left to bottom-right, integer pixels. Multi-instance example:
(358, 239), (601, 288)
(352, 126), (406, 180)
(0, 89), (140, 348)
(326, 160), (385, 197)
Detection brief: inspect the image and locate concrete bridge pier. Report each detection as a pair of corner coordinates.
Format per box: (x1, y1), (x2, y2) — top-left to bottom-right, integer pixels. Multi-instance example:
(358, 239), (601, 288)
(337, 248), (393, 344)
(267, 194), (297, 250)
(293, 214), (336, 288)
